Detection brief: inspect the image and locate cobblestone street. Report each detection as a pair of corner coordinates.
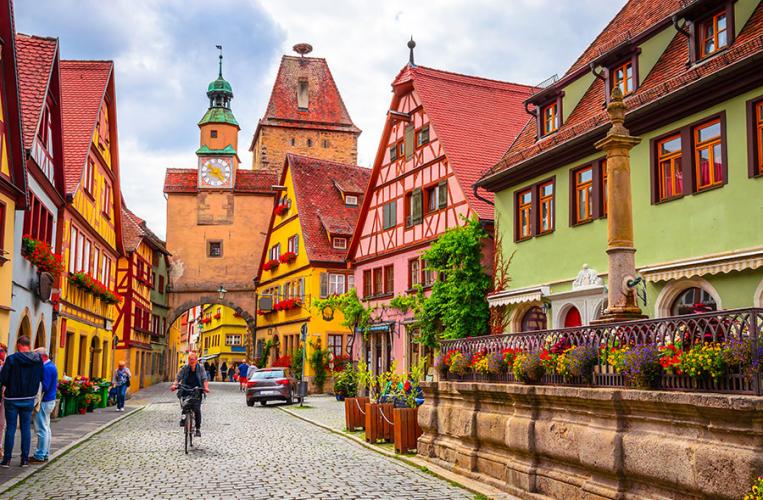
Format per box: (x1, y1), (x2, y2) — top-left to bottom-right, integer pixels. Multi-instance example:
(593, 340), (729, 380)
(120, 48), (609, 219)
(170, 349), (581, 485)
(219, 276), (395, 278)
(5, 383), (471, 500)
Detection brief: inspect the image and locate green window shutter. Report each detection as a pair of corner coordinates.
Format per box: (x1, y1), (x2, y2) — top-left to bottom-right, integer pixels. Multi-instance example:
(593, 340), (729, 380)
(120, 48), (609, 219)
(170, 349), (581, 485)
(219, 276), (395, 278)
(320, 273), (328, 298)
(295, 235), (300, 255)
(438, 182), (447, 209)
(405, 125), (414, 160)
(411, 189), (423, 224)
(300, 277), (305, 301)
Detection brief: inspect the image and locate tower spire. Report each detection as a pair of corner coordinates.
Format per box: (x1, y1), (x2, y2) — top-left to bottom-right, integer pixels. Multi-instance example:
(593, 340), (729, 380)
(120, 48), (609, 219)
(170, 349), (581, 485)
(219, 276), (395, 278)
(216, 44), (223, 77)
(407, 36), (416, 66)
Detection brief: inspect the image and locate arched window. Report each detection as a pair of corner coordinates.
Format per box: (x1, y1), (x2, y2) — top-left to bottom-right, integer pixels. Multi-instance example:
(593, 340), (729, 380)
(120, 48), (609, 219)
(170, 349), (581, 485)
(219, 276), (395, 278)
(563, 306), (582, 328)
(521, 306), (547, 332)
(671, 287), (718, 316)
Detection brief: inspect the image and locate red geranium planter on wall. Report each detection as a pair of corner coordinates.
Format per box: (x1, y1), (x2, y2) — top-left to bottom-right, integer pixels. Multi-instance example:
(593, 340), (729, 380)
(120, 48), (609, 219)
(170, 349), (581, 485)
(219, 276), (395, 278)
(263, 259), (281, 271)
(274, 203), (289, 216)
(279, 251), (297, 263)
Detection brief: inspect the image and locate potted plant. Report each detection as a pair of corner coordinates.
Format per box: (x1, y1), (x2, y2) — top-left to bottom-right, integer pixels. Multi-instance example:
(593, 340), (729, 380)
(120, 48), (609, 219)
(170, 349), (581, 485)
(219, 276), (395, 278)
(58, 378), (80, 416)
(365, 361), (397, 444)
(392, 358), (426, 454)
(513, 352), (545, 384)
(94, 377), (111, 408)
(333, 365), (357, 401)
(345, 360), (370, 431)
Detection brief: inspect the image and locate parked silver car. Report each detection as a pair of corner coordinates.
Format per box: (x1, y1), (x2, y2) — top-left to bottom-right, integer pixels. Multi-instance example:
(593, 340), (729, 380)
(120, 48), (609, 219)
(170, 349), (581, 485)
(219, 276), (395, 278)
(245, 368), (300, 406)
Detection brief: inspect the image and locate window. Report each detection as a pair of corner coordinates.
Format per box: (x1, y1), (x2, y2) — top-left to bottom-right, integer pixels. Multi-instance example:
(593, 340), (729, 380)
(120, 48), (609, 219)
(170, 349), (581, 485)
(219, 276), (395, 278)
(287, 235), (299, 254)
(574, 167), (593, 223)
(541, 102), (558, 135)
(611, 61), (633, 95)
(208, 240), (222, 258)
(382, 201), (396, 230)
(102, 179), (111, 219)
(345, 195), (358, 207)
(425, 182), (447, 213)
(601, 160), (608, 216)
(84, 158), (95, 195)
(290, 138), (296, 146)
(517, 189), (533, 240)
(398, 141), (405, 159)
(406, 188), (422, 226)
(322, 139), (329, 148)
(0, 202), (5, 251)
(698, 10), (728, 59)
(383, 265), (394, 294)
(307, 138), (313, 147)
(93, 247), (101, 281)
(538, 181), (554, 234)
(158, 275), (165, 293)
(328, 273), (347, 296)
(348, 274), (355, 292)
(657, 134), (683, 201)
(102, 256), (111, 287)
(328, 334), (343, 358)
(210, 130), (218, 138)
(332, 237), (347, 250)
(297, 79), (309, 110)
(76, 232), (84, 272)
(226, 335), (242, 346)
(671, 287), (717, 316)
(694, 119), (723, 190)
(152, 315), (160, 334)
(408, 259), (420, 288)
(23, 194), (54, 244)
(83, 239), (91, 273)
(69, 226), (78, 272)
(422, 260), (435, 287)
(373, 268), (383, 295)
(521, 306), (547, 332)
(269, 243), (280, 261)
(363, 270), (372, 298)
(417, 126), (429, 147)
(389, 145), (397, 162)
(404, 125), (414, 160)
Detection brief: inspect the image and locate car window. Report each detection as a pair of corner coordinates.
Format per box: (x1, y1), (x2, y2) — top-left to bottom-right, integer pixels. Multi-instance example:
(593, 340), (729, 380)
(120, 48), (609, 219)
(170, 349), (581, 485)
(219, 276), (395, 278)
(249, 370), (285, 380)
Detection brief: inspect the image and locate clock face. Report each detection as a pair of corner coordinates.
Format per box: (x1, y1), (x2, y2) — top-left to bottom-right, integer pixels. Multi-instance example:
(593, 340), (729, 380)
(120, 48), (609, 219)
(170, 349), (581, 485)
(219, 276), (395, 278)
(199, 157), (232, 188)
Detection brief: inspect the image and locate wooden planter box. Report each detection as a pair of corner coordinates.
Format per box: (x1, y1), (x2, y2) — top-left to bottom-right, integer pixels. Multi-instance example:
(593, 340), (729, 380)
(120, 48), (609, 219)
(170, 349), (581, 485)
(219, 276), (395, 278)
(393, 407), (422, 453)
(364, 402), (394, 443)
(344, 397), (369, 431)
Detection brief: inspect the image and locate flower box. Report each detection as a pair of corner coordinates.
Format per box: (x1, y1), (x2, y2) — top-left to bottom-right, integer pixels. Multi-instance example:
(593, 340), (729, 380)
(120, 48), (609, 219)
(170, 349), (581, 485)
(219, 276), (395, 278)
(274, 203), (289, 216)
(213, 313), (221, 320)
(262, 259), (281, 271)
(393, 407), (422, 454)
(364, 402), (394, 444)
(68, 272), (123, 304)
(273, 298), (300, 312)
(344, 397), (369, 431)
(279, 251), (297, 263)
(21, 236), (64, 276)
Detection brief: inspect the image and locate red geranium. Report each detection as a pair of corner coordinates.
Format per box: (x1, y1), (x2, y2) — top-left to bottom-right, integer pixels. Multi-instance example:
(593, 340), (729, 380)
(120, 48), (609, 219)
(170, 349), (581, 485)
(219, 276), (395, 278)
(21, 235), (64, 276)
(274, 203), (289, 216)
(263, 259), (281, 271)
(279, 251), (297, 263)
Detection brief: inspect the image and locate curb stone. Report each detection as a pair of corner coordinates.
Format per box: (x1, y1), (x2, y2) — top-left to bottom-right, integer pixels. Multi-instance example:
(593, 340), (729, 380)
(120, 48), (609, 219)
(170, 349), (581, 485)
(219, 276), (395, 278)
(278, 406), (517, 500)
(0, 404), (147, 495)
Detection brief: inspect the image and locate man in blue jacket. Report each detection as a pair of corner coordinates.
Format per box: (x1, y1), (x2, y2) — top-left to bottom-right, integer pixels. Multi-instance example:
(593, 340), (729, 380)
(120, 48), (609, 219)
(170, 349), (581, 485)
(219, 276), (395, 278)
(0, 336), (43, 467)
(30, 347), (57, 464)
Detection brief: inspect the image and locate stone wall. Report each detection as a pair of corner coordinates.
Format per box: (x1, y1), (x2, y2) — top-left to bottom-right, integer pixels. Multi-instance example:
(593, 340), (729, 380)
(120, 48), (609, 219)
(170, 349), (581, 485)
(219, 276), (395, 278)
(417, 381), (763, 499)
(252, 126), (358, 172)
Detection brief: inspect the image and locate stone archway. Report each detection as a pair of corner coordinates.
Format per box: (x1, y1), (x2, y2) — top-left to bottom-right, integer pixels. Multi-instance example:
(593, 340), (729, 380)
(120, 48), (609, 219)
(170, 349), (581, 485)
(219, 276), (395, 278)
(34, 321), (46, 349)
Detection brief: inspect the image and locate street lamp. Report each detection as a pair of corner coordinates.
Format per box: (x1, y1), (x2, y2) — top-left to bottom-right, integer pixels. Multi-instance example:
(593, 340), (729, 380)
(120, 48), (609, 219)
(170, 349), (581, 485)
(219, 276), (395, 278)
(217, 285), (227, 300)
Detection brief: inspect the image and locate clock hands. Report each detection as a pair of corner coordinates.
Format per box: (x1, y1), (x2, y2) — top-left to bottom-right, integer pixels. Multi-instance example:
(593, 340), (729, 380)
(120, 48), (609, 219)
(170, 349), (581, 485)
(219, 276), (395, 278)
(207, 164), (226, 181)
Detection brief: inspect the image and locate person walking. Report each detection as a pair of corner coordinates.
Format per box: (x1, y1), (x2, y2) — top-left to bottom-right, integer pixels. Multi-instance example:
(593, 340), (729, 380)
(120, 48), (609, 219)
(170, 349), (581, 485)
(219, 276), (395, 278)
(220, 362), (228, 382)
(111, 361), (132, 412)
(237, 360), (250, 391)
(0, 336), (43, 467)
(30, 348), (57, 464)
(227, 363), (235, 382)
(208, 362), (217, 382)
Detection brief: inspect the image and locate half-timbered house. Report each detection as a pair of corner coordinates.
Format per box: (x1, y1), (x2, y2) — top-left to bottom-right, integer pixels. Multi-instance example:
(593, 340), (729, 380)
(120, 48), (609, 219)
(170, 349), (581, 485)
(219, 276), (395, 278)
(348, 61), (534, 374)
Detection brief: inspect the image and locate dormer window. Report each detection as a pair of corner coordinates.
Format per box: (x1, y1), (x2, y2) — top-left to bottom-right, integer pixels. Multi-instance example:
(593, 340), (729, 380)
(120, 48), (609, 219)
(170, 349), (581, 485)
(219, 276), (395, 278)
(332, 237), (347, 250)
(345, 195), (358, 207)
(698, 10), (728, 58)
(541, 102), (559, 136)
(611, 61), (634, 95)
(297, 78), (309, 110)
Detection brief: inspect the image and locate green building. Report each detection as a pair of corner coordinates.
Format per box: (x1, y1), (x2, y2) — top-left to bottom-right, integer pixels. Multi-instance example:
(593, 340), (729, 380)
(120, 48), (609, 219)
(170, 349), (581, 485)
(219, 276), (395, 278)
(148, 230), (171, 383)
(477, 0), (763, 332)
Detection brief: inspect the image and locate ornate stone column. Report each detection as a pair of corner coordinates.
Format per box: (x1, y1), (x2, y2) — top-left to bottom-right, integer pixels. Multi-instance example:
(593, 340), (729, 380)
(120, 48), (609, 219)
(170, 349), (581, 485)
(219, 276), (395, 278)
(593, 88), (646, 323)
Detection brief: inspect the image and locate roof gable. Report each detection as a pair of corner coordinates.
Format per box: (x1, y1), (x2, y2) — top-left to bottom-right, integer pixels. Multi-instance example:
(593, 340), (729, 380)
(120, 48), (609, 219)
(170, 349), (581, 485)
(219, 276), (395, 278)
(121, 205), (169, 255)
(15, 34), (57, 151)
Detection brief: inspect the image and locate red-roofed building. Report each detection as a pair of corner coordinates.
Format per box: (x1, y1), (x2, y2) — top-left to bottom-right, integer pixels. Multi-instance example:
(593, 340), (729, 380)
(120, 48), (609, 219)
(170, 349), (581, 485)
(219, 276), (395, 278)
(347, 56), (534, 374)
(476, 0), (763, 335)
(254, 154), (370, 388)
(0, 2), (27, 346)
(9, 33), (67, 353)
(57, 59), (125, 379)
(249, 50), (361, 174)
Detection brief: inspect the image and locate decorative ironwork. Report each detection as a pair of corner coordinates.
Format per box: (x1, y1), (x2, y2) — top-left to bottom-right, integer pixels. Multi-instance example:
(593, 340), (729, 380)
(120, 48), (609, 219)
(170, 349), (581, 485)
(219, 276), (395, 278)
(440, 308), (762, 395)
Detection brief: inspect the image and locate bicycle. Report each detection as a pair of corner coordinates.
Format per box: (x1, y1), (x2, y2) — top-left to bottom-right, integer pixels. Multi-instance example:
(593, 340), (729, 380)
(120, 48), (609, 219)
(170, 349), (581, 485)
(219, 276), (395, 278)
(177, 385), (205, 454)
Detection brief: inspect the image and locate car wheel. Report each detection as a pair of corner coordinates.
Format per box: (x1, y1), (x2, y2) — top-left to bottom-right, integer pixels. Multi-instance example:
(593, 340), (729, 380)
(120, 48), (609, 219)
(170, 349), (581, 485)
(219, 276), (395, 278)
(286, 389), (294, 405)
(246, 399), (255, 407)
(260, 401), (267, 406)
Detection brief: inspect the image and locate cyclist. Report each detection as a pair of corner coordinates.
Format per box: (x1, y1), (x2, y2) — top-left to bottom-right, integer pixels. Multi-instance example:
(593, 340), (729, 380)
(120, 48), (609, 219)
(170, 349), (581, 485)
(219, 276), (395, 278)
(170, 352), (209, 437)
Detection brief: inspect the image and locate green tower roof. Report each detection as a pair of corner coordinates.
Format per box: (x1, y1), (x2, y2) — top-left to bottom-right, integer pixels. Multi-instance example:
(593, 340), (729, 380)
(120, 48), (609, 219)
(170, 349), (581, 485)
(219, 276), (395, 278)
(207, 75), (232, 94)
(198, 107), (239, 127)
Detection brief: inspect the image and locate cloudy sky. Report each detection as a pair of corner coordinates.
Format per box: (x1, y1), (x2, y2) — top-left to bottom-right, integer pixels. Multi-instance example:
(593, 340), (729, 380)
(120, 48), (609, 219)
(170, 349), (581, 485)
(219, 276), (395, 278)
(15, 0), (626, 238)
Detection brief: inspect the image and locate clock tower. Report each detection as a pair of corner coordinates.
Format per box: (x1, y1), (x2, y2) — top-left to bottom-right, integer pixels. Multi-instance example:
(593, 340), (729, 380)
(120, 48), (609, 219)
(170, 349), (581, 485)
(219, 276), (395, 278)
(197, 50), (238, 190)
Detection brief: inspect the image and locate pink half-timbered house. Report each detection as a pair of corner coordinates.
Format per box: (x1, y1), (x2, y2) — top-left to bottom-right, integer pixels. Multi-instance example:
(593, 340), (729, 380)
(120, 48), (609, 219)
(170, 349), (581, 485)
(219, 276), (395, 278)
(347, 62), (534, 375)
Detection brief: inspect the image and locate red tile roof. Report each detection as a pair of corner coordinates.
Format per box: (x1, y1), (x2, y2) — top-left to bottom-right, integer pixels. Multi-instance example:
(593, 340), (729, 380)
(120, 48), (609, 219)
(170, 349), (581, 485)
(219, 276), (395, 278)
(251, 55), (360, 148)
(393, 65), (535, 219)
(163, 168), (278, 194)
(287, 154), (370, 263)
(15, 34), (57, 151)
(485, 1), (763, 181)
(60, 60), (112, 194)
(121, 205), (168, 254)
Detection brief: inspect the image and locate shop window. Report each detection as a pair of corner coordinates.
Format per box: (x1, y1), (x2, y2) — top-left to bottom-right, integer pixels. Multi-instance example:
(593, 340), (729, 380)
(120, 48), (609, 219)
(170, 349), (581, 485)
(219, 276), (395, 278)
(671, 287), (718, 316)
(521, 306), (547, 332)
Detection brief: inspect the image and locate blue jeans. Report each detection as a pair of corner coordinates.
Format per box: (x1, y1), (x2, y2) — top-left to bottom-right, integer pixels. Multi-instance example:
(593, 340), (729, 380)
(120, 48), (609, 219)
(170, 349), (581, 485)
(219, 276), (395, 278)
(34, 400), (56, 460)
(116, 385), (127, 409)
(3, 398), (35, 462)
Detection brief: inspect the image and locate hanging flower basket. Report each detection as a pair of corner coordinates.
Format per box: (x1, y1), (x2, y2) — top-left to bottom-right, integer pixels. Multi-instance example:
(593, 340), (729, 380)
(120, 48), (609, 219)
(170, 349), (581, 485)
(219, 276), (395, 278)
(21, 236), (64, 276)
(274, 203), (289, 216)
(279, 251), (297, 263)
(68, 272), (123, 304)
(263, 259), (281, 271)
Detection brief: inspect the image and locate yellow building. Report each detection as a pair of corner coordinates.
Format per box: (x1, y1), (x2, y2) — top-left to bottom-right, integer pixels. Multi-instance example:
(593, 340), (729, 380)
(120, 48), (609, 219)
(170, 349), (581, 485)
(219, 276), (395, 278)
(197, 304), (247, 377)
(56, 60), (122, 379)
(0, 14), (26, 345)
(165, 319), (183, 379)
(255, 154), (369, 388)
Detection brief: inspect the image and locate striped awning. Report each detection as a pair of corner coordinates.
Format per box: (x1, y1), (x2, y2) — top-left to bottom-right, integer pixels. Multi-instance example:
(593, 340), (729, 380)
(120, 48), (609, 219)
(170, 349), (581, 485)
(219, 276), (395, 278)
(640, 248), (763, 282)
(487, 286), (550, 308)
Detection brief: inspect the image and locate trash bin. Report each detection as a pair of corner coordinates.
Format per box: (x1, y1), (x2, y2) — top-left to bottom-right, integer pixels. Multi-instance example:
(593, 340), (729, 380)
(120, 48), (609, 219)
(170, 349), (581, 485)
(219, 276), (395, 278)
(297, 381), (308, 402)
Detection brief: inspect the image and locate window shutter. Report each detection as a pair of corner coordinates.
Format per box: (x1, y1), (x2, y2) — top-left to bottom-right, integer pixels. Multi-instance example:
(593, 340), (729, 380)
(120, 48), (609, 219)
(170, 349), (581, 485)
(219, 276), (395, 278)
(405, 125), (414, 160)
(411, 189), (423, 224)
(320, 272), (328, 298)
(295, 235), (299, 255)
(300, 277), (305, 300)
(438, 182), (447, 209)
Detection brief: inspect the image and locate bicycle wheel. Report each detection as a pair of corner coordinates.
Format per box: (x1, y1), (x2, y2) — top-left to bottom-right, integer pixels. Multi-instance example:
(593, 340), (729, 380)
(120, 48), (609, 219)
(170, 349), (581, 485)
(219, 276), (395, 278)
(184, 412), (192, 454)
(188, 412), (194, 449)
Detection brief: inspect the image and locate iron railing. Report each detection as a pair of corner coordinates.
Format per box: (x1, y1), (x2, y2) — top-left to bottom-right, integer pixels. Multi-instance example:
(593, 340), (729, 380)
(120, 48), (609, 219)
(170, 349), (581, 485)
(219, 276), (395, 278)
(439, 308), (762, 395)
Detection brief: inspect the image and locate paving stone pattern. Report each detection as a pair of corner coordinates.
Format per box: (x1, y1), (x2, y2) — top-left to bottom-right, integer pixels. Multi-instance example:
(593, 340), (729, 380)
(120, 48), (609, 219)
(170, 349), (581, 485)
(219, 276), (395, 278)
(6, 383), (469, 500)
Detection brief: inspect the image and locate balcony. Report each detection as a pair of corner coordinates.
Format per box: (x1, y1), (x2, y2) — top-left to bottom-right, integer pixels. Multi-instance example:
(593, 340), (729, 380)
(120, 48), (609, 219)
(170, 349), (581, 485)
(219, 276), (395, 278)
(438, 307), (762, 395)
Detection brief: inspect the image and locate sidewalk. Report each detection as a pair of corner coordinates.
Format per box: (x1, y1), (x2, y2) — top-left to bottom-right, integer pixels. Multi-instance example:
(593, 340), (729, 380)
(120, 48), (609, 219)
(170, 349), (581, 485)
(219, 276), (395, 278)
(0, 382), (169, 490)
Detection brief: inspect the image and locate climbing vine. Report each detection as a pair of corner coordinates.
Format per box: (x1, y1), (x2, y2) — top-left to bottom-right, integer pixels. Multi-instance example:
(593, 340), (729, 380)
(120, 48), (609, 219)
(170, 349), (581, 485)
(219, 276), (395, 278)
(312, 289), (376, 339)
